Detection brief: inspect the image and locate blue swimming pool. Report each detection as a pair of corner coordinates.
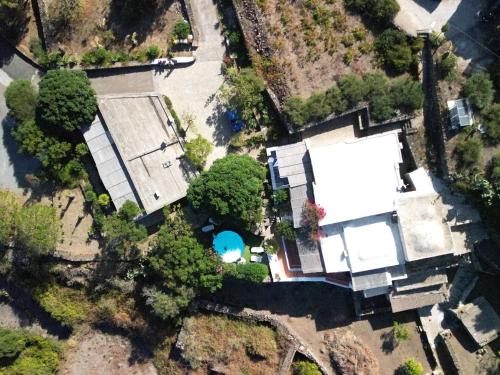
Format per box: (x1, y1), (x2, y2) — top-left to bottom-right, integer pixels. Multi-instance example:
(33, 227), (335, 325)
(213, 231), (245, 263)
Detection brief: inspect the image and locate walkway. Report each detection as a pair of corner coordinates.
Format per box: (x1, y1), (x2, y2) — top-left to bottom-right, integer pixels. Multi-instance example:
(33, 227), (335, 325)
(154, 0), (231, 166)
(0, 37), (40, 192)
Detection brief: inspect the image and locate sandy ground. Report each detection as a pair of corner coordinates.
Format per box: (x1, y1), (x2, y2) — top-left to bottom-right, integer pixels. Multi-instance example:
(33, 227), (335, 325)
(59, 329), (157, 375)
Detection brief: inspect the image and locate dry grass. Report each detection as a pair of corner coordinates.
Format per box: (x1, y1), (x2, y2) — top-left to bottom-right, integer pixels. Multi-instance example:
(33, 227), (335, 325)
(180, 313), (285, 374)
(254, 0), (377, 98)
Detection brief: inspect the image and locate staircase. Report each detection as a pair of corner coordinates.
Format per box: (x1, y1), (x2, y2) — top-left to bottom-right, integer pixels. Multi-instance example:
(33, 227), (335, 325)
(448, 262), (477, 308)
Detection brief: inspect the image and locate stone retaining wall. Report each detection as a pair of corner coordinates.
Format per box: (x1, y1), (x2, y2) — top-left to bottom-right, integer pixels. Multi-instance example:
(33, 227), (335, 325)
(183, 300), (330, 374)
(182, 0), (199, 47)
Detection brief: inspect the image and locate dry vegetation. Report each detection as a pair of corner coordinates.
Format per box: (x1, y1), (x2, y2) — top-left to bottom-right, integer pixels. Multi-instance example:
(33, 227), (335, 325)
(251, 0), (377, 99)
(180, 313), (287, 374)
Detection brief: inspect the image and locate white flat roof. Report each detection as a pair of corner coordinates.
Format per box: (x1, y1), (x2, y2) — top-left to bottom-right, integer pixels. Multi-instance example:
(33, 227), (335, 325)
(308, 131), (403, 225)
(320, 213), (405, 274)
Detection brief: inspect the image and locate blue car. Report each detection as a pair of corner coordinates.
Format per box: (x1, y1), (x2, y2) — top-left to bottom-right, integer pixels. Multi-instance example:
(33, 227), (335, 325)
(226, 110), (245, 132)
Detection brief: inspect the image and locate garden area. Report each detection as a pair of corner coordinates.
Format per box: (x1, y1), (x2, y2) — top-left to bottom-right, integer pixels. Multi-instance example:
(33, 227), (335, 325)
(0, 0), (192, 68)
(230, 0), (424, 129)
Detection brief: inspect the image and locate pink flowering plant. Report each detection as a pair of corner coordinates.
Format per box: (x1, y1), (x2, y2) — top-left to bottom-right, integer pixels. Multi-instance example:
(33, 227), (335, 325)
(300, 201), (326, 241)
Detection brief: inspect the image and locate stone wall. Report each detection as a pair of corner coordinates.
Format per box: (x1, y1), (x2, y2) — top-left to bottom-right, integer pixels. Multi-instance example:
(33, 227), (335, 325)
(180, 300), (330, 374)
(33, 0), (53, 50)
(182, 0), (199, 47)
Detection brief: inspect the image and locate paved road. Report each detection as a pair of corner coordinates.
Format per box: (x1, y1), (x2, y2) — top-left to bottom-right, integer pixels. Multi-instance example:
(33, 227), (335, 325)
(154, 0), (231, 166)
(395, 0), (494, 68)
(0, 37), (40, 192)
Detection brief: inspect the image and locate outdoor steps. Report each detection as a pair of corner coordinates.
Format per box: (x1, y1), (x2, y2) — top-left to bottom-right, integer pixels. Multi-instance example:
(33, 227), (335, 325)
(278, 342), (299, 375)
(448, 262), (477, 308)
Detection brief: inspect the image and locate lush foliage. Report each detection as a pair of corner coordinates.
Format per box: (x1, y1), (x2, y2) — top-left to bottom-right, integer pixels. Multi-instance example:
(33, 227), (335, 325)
(0, 328), (61, 375)
(185, 135), (213, 169)
(375, 29), (414, 74)
(293, 360), (322, 375)
(481, 103), (500, 145)
(344, 0), (400, 25)
(187, 154), (267, 227)
(399, 358), (424, 375)
(222, 67), (269, 130)
(438, 52), (458, 81)
(38, 69), (97, 132)
(301, 201), (326, 241)
(15, 204), (60, 256)
(4, 80), (38, 122)
(0, 190), (19, 246)
(456, 135), (482, 166)
(463, 72), (494, 110)
(173, 19), (190, 39)
(489, 154), (500, 184)
(273, 189), (288, 205)
(275, 220), (296, 240)
(33, 283), (90, 327)
(101, 201), (147, 259)
(223, 263), (269, 283)
(285, 73), (423, 126)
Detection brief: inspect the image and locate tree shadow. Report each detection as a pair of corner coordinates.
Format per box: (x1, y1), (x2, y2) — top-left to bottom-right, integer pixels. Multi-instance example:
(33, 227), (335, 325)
(380, 330), (397, 353)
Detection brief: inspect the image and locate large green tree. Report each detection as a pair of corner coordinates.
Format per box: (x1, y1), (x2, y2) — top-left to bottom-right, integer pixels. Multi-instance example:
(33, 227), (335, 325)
(481, 102), (500, 145)
(0, 190), (19, 246)
(4, 80), (38, 122)
(463, 72), (494, 110)
(187, 154), (266, 227)
(185, 135), (213, 169)
(391, 78), (424, 113)
(15, 204), (60, 256)
(375, 29), (413, 73)
(344, 0), (400, 25)
(37, 69), (97, 132)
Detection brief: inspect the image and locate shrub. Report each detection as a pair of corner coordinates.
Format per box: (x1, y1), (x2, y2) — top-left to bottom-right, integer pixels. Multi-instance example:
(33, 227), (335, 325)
(284, 97), (307, 126)
(275, 220), (296, 240)
(463, 72), (494, 110)
(339, 75), (366, 107)
(118, 200), (141, 221)
(146, 44), (160, 60)
(375, 29), (413, 73)
(98, 193), (110, 207)
(185, 135), (213, 169)
(38, 69), (97, 132)
(101, 213), (147, 259)
(294, 360), (322, 375)
(399, 358), (423, 375)
(0, 190), (19, 246)
(84, 190), (97, 204)
(438, 52), (458, 81)
(16, 204), (59, 256)
(173, 19), (190, 39)
(273, 189), (288, 204)
(391, 78), (424, 113)
(75, 143), (89, 156)
(34, 284), (89, 327)
(456, 135), (482, 166)
(481, 103), (500, 145)
(488, 154), (500, 183)
(4, 80), (38, 121)
(57, 159), (87, 187)
(344, 0), (400, 25)
(142, 285), (194, 320)
(0, 328), (27, 359)
(223, 263), (269, 283)
(393, 321), (411, 343)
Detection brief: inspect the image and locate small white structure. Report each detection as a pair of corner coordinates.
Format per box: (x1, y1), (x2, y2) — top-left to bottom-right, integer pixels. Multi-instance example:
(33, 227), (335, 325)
(447, 98), (474, 130)
(250, 255), (263, 263)
(251, 246), (265, 254)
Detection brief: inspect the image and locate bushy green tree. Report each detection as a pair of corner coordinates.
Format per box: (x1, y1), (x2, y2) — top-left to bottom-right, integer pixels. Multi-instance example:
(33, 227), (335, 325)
(275, 220), (296, 240)
(391, 78), (424, 113)
(187, 154), (266, 227)
(481, 103), (500, 145)
(438, 52), (458, 81)
(344, 0), (400, 25)
(339, 75), (366, 107)
(222, 67), (268, 130)
(363, 72), (394, 121)
(118, 200), (141, 221)
(37, 69), (97, 132)
(146, 44), (160, 60)
(463, 72), (494, 110)
(0, 328), (27, 359)
(173, 19), (190, 39)
(16, 204), (60, 256)
(393, 321), (411, 343)
(456, 135), (482, 166)
(185, 135), (213, 169)
(293, 360), (321, 375)
(399, 358), (423, 375)
(223, 263), (269, 283)
(142, 285), (194, 320)
(4, 80), (37, 121)
(375, 29), (413, 73)
(283, 97), (307, 127)
(0, 190), (19, 246)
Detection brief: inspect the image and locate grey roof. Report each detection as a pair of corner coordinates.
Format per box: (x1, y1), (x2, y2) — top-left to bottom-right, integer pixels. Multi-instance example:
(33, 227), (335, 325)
(290, 183), (314, 228)
(274, 142), (313, 188)
(394, 269), (448, 292)
(351, 269), (391, 291)
(82, 115), (138, 211)
(450, 99), (473, 128)
(457, 296), (500, 347)
(390, 284), (447, 313)
(295, 229), (324, 274)
(397, 193), (455, 262)
(95, 93), (192, 215)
